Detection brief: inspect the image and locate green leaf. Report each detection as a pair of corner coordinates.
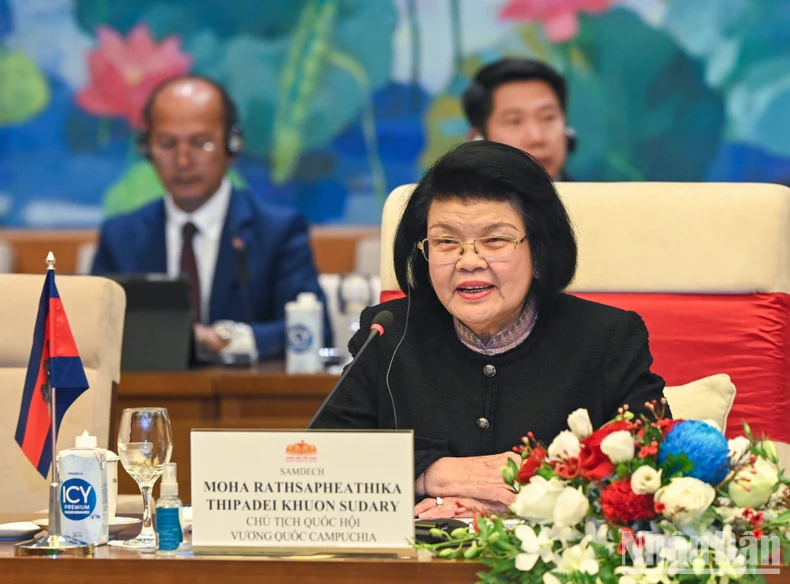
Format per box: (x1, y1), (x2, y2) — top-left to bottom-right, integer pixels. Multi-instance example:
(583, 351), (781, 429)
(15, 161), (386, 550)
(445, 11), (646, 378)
(103, 161), (166, 218)
(0, 51), (49, 125)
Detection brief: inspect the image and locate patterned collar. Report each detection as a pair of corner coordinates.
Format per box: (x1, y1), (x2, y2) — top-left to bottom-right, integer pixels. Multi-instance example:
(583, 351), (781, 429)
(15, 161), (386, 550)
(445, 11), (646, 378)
(454, 297), (538, 356)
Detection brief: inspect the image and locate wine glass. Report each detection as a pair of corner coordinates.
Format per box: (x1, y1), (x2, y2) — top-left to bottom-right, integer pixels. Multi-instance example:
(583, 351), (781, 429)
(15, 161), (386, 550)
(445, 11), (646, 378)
(111, 407), (173, 550)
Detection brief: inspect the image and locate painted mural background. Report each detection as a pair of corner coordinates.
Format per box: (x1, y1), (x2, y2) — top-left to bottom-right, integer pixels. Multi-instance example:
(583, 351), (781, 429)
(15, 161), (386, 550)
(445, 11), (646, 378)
(1, 0), (789, 227)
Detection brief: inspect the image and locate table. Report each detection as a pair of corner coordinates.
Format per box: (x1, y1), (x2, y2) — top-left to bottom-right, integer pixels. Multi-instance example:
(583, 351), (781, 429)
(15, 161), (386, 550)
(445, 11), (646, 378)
(0, 513), (482, 584)
(115, 362), (339, 503)
(3, 512), (790, 584)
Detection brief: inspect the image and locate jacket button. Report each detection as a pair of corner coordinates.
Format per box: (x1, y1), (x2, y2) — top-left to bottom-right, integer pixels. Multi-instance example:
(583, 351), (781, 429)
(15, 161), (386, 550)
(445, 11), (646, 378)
(483, 364), (496, 377)
(477, 417), (490, 430)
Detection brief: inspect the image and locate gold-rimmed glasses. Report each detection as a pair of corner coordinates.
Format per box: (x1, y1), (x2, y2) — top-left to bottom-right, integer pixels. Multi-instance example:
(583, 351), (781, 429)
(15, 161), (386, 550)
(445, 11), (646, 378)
(417, 235), (528, 265)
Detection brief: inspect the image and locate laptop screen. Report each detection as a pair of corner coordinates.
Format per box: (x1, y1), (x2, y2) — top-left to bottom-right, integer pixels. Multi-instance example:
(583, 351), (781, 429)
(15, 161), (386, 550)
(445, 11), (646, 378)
(107, 274), (194, 371)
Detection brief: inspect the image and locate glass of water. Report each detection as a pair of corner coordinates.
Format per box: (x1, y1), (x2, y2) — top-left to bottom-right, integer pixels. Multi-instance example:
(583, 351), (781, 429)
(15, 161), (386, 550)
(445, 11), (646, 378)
(111, 408), (173, 550)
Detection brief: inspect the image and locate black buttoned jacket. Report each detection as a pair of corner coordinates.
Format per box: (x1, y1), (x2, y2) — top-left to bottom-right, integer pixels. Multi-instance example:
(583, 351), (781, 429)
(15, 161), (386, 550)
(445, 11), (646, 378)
(311, 292), (667, 478)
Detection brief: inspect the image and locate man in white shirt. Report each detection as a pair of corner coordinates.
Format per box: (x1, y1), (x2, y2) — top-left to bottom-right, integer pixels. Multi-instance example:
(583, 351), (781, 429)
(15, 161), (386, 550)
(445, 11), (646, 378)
(92, 75), (332, 360)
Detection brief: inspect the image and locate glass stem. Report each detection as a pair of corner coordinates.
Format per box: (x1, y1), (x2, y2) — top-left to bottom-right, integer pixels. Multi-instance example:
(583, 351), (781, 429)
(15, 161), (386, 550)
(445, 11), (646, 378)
(140, 483), (156, 539)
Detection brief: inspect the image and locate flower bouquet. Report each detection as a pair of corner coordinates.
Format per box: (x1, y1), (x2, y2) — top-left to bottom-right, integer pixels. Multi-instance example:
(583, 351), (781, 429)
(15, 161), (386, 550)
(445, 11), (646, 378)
(414, 400), (790, 584)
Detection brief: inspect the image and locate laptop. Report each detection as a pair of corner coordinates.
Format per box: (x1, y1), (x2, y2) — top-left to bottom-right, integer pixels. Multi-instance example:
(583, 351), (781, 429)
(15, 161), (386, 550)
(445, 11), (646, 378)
(108, 274), (194, 371)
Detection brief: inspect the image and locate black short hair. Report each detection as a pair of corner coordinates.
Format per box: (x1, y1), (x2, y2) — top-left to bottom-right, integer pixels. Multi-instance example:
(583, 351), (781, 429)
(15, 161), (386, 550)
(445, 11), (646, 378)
(462, 58), (568, 134)
(141, 74), (239, 137)
(393, 141), (577, 313)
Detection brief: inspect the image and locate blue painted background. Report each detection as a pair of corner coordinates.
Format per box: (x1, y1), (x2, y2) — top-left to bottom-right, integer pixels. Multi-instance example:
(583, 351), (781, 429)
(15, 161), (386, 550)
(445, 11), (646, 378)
(1, 0), (789, 228)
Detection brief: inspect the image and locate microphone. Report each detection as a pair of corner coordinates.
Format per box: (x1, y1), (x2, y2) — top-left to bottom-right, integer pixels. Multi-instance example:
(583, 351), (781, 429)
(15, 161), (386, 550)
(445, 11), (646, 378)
(307, 310), (394, 428)
(232, 236), (252, 323)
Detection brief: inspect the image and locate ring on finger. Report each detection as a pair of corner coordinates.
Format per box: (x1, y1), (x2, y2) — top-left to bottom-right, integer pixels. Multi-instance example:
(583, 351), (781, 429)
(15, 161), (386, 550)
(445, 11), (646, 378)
(435, 496), (444, 506)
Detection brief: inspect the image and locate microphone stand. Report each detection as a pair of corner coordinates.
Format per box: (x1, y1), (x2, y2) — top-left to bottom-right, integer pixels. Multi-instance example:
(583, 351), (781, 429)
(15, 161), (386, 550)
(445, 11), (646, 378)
(307, 327), (382, 428)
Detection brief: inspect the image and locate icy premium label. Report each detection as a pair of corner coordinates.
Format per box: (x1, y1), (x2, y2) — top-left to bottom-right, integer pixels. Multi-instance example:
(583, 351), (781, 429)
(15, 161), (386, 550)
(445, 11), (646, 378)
(61, 478), (96, 520)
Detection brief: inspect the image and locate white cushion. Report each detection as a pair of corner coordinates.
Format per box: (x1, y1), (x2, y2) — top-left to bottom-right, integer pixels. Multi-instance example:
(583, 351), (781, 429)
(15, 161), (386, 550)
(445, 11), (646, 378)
(663, 373), (736, 430)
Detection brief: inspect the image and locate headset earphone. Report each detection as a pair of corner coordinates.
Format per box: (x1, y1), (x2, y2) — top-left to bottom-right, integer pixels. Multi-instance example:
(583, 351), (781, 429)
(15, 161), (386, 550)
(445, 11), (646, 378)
(564, 126), (577, 152)
(136, 75), (246, 160)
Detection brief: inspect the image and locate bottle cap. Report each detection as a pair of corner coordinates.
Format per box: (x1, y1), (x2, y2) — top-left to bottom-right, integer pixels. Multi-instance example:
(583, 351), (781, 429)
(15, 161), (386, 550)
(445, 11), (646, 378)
(75, 430), (97, 449)
(297, 292), (318, 306)
(340, 274), (371, 307)
(160, 462), (179, 497)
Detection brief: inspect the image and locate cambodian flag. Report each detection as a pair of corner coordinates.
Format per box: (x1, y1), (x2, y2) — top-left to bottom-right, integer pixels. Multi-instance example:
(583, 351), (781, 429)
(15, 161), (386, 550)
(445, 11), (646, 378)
(14, 270), (89, 478)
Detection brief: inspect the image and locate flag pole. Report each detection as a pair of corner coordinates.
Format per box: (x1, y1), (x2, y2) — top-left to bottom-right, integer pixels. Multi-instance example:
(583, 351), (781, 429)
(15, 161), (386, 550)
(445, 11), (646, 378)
(15, 252), (94, 558)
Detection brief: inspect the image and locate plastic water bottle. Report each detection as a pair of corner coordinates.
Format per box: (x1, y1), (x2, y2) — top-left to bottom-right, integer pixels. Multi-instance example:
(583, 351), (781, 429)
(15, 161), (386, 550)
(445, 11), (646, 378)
(58, 430), (109, 545)
(339, 275), (372, 363)
(156, 462), (183, 556)
(286, 292), (323, 374)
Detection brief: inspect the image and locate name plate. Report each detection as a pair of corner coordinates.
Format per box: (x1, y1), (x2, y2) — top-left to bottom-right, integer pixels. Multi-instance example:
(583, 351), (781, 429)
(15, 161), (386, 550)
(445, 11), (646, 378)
(190, 429), (415, 555)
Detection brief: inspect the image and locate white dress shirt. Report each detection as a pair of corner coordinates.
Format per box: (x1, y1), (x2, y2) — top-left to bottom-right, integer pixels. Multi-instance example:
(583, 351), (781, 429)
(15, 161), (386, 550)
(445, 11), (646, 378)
(164, 178), (232, 323)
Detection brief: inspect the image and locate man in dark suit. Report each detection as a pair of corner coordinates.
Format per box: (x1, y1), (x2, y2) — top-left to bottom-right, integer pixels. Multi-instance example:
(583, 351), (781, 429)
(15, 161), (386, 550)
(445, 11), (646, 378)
(91, 75), (331, 361)
(462, 58), (576, 181)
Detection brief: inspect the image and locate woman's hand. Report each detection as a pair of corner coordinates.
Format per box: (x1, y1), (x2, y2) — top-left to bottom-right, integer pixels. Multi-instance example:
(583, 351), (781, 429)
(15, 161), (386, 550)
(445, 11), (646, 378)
(414, 496), (510, 519)
(423, 452), (520, 505)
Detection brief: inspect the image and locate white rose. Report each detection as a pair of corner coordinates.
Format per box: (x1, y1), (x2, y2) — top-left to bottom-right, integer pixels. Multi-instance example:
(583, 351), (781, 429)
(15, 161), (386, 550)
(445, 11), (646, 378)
(543, 573), (562, 584)
(567, 408), (593, 439)
(654, 477), (716, 525)
(511, 476), (566, 523)
(729, 457), (779, 509)
(631, 466), (663, 495)
(553, 486), (590, 528)
(548, 430), (581, 461)
(728, 436), (751, 466)
(600, 430), (635, 463)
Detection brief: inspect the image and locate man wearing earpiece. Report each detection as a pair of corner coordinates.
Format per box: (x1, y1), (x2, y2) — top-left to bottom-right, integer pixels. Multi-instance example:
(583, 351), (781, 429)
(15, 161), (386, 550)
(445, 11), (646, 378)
(462, 58), (576, 181)
(91, 75), (332, 361)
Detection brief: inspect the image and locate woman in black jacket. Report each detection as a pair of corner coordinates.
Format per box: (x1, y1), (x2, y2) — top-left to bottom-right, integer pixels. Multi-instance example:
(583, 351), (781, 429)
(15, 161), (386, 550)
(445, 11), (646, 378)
(310, 141), (667, 519)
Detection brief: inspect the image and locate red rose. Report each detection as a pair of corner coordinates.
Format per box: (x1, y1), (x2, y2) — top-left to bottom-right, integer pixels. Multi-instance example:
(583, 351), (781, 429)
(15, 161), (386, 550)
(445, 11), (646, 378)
(579, 420), (630, 481)
(601, 479), (656, 524)
(517, 447), (547, 484)
(554, 456), (581, 479)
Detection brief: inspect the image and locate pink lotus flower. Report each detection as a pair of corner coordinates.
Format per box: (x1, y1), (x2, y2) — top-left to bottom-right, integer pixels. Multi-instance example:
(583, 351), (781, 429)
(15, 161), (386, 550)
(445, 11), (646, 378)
(500, 0), (614, 43)
(76, 24), (192, 129)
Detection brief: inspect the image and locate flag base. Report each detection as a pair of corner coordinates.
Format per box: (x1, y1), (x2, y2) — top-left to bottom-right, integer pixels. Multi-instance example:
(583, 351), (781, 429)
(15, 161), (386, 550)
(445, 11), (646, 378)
(14, 481), (94, 557)
(15, 534), (94, 557)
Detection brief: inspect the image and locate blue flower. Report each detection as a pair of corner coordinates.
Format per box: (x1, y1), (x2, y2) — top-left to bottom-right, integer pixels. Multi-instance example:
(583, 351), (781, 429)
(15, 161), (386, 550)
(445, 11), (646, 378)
(658, 420), (730, 484)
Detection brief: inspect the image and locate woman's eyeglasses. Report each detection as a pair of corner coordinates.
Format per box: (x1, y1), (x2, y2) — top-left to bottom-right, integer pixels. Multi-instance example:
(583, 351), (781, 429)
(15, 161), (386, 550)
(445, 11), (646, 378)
(417, 235), (527, 265)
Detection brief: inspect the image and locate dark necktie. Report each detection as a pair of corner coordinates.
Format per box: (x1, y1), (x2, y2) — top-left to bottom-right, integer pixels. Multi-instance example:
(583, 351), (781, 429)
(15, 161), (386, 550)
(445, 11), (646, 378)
(180, 221), (201, 322)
